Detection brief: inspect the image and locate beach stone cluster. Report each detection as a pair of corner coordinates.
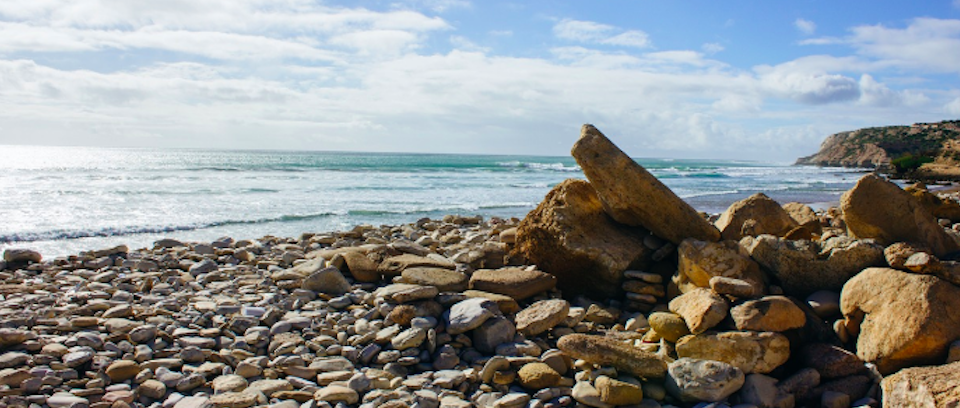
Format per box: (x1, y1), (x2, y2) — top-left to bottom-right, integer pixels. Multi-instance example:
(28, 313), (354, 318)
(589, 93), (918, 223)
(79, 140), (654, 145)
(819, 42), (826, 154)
(2, 124), (960, 407)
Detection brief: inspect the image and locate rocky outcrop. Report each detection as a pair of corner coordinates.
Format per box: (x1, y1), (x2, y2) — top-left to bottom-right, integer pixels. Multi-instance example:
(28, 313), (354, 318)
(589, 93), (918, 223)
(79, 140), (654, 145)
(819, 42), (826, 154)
(742, 235), (884, 297)
(881, 361), (960, 408)
(796, 131), (890, 167)
(571, 124), (720, 244)
(840, 267), (960, 375)
(841, 174), (960, 256)
(715, 193), (799, 241)
(514, 179), (651, 298)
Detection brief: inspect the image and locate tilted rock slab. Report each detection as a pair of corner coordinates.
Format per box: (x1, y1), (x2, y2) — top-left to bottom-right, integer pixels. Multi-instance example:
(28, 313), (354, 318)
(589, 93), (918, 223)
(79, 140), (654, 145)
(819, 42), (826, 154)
(840, 267), (960, 375)
(742, 235), (884, 297)
(514, 179), (651, 298)
(557, 334), (667, 379)
(881, 361), (960, 408)
(571, 124), (720, 244)
(841, 173), (960, 257)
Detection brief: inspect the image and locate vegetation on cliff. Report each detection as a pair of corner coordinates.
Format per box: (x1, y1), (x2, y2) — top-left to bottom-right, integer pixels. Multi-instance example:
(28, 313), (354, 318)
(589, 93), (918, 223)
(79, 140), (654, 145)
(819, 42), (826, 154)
(796, 120), (960, 178)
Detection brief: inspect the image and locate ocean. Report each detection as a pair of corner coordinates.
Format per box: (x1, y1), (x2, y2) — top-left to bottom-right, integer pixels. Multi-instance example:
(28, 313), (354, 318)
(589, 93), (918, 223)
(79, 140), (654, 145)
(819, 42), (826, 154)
(0, 145), (869, 257)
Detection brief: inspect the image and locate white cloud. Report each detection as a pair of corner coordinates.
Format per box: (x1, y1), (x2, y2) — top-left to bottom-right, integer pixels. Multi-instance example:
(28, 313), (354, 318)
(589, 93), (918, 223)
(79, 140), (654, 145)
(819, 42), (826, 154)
(794, 18), (817, 35)
(553, 19), (651, 48)
(756, 62), (860, 104)
(449, 35), (489, 52)
(946, 97), (960, 116)
(702, 42), (725, 54)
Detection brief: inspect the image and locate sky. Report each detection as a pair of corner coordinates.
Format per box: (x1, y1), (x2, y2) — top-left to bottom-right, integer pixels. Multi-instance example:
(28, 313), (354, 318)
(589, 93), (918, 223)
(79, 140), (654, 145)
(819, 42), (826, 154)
(1, 1), (960, 161)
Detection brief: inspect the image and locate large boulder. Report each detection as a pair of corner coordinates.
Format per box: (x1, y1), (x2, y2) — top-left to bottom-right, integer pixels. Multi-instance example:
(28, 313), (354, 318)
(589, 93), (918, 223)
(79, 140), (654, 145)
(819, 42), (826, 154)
(742, 235), (884, 297)
(881, 361), (960, 408)
(676, 239), (764, 297)
(675, 331), (790, 374)
(514, 179), (651, 298)
(841, 174), (960, 257)
(730, 295), (806, 332)
(715, 193), (800, 241)
(840, 267), (960, 375)
(570, 124), (720, 244)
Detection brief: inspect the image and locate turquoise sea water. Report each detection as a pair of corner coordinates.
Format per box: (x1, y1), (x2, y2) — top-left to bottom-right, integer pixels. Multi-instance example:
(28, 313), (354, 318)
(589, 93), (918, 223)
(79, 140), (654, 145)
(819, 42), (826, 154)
(0, 146), (869, 257)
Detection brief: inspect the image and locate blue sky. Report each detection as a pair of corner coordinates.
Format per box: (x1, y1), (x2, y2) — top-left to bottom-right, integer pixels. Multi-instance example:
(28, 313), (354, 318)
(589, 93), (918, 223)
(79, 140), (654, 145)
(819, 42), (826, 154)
(1, 0), (959, 161)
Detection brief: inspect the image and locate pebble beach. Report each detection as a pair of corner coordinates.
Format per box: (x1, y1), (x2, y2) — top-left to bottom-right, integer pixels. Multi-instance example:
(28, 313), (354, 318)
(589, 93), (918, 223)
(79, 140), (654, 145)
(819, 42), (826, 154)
(3, 125), (960, 408)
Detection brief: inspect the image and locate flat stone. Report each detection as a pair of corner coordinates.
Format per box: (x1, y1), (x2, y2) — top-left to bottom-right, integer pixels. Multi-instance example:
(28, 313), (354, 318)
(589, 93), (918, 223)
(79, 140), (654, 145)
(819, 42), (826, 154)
(446, 298), (497, 335)
(105, 360), (140, 382)
(517, 362), (561, 389)
(596, 375), (644, 406)
(314, 385), (359, 405)
(469, 267), (557, 300)
(675, 331), (790, 374)
(302, 266), (351, 295)
(515, 299), (570, 336)
(208, 392), (259, 408)
(399, 267), (468, 292)
(557, 333), (667, 379)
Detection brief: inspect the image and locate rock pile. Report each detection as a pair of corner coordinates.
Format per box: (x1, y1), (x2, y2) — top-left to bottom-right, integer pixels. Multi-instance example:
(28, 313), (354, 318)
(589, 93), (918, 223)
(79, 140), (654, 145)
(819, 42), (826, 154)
(2, 124), (960, 408)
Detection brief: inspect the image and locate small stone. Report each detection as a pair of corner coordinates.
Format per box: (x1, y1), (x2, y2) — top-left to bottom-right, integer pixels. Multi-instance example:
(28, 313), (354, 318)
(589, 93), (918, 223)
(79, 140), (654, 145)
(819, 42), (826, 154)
(46, 393), (89, 408)
(391, 328), (426, 350)
(666, 358), (745, 403)
(648, 312), (691, 343)
(302, 266), (351, 295)
(208, 392), (259, 408)
(668, 288), (729, 334)
(138, 379), (167, 399)
(596, 375), (644, 406)
(473, 316), (516, 354)
(314, 385), (359, 405)
(517, 362), (561, 389)
(515, 299), (570, 336)
(212, 374), (248, 393)
(3, 248), (42, 263)
(106, 360), (140, 382)
(446, 298), (497, 334)
(573, 381), (613, 408)
(730, 296), (806, 332)
(400, 267), (468, 292)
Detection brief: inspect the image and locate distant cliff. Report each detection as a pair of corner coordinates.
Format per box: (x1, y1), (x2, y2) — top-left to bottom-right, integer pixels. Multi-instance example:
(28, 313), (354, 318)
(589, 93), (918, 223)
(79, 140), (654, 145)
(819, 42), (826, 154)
(796, 121), (960, 175)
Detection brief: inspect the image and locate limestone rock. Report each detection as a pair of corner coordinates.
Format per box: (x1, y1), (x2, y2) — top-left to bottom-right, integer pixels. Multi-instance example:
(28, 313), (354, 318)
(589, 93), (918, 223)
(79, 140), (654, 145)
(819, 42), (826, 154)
(573, 381), (613, 408)
(398, 267), (468, 292)
(339, 251), (380, 282)
(557, 334), (667, 379)
(570, 124), (720, 244)
(675, 331), (790, 374)
(468, 267), (556, 300)
(301, 266), (351, 295)
(3, 248), (41, 263)
(676, 238), (764, 296)
(666, 358), (745, 403)
(716, 193), (799, 240)
(881, 361), (960, 408)
(473, 316), (515, 354)
(742, 235), (884, 297)
(783, 202), (823, 234)
(446, 298), (497, 335)
(730, 295), (806, 332)
(517, 362), (561, 389)
(595, 375), (644, 406)
(840, 267), (960, 374)
(841, 174), (960, 256)
(462, 290), (520, 314)
(514, 178), (652, 298)
(668, 288), (729, 334)
(378, 254), (454, 276)
(515, 299), (570, 336)
(648, 312), (690, 343)
(106, 360), (140, 382)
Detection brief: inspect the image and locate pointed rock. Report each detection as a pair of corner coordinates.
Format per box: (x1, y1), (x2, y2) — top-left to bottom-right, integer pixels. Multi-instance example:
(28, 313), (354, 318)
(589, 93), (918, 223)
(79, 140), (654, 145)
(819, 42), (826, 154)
(571, 124), (720, 244)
